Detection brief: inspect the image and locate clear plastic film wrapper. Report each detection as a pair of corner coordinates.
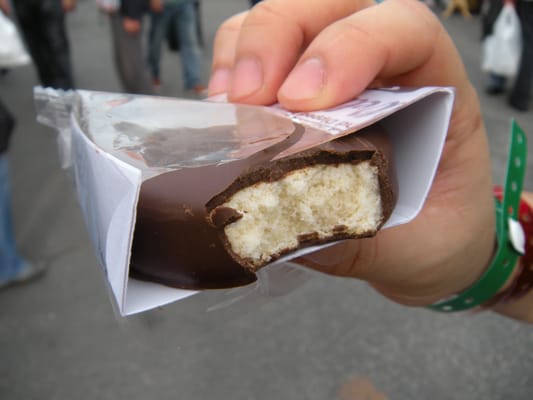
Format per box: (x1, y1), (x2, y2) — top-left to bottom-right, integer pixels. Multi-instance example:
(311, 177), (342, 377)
(34, 87), (454, 316)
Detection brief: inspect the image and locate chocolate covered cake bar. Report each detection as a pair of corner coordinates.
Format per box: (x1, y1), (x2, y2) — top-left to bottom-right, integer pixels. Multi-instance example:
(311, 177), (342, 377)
(207, 125), (395, 271)
(129, 124), (395, 290)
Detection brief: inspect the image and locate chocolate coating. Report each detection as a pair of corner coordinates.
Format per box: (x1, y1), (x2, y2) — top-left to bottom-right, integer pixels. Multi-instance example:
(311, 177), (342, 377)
(129, 160), (258, 290)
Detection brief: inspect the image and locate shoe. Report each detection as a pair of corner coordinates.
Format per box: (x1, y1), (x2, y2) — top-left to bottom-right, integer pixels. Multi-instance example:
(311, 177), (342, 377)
(152, 78), (161, 92)
(0, 261), (47, 290)
(508, 97), (529, 112)
(192, 84), (208, 97)
(485, 84), (505, 95)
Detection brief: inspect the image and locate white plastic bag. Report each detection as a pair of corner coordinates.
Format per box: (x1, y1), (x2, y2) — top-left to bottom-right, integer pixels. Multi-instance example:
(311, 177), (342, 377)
(482, 3), (522, 77)
(0, 11), (31, 68)
(95, 0), (120, 12)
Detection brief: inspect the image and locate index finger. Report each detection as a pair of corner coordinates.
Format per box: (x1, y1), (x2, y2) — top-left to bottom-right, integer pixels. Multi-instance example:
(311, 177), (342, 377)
(213, 0), (374, 104)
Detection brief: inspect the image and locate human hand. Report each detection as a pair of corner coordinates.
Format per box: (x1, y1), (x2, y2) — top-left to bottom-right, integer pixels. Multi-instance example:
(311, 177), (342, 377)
(62, 0), (76, 13)
(122, 17), (141, 35)
(150, 0), (164, 13)
(208, 0), (496, 306)
(0, 0), (11, 15)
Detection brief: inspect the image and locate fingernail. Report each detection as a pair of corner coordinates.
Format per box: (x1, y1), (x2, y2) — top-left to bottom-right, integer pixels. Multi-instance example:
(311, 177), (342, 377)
(208, 67), (231, 95)
(230, 56), (263, 98)
(280, 57), (326, 100)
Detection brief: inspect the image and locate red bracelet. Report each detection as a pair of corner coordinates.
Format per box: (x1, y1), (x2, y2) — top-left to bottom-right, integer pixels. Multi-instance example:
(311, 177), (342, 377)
(489, 186), (533, 304)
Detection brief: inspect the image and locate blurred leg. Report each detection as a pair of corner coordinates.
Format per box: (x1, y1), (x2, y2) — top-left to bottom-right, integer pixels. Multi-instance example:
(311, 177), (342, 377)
(458, 0), (472, 18)
(110, 13), (153, 94)
(147, 8), (172, 82)
(0, 154), (25, 281)
(14, 0), (74, 88)
(12, 0), (55, 86)
(442, 0), (456, 17)
(176, 0), (203, 91)
(40, 0), (75, 89)
(509, 1), (533, 111)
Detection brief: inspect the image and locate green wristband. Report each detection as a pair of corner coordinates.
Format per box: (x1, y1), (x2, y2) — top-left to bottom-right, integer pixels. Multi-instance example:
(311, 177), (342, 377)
(427, 120), (527, 312)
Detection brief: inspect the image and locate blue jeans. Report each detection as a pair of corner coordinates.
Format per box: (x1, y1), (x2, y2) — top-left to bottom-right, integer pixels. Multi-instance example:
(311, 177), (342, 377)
(147, 1), (203, 90)
(0, 154), (26, 280)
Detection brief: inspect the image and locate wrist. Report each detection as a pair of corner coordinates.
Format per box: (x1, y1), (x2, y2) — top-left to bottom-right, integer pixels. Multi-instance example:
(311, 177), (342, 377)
(427, 120), (527, 313)
(453, 209), (497, 296)
(0, 0), (11, 15)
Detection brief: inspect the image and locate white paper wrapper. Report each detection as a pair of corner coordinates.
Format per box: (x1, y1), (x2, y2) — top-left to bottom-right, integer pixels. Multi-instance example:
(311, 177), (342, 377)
(35, 86), (454, 316)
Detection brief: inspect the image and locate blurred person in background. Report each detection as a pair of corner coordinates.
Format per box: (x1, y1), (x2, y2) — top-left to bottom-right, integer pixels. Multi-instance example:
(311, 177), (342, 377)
(509, 0), (533, 111)
(0, 98), (45, 288)
(442, 0), (473, 17)
(483, 0), (533, 111)
(9, 0), (76, 89)
(147, 0), (205, 94)
(0, 0), (46, 290)
(97, 0), (155, 94)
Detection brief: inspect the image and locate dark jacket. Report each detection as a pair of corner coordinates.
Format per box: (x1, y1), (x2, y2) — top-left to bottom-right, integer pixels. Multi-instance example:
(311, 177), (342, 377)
(120, 0), (150, 19)
(0, 100), (15, 155)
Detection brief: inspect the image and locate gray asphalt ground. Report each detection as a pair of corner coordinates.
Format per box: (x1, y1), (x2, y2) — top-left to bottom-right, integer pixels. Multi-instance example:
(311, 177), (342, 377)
(1, 1), (533, 399)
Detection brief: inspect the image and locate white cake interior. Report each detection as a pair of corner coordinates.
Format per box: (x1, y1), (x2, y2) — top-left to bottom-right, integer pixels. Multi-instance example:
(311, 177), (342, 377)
(220, 161), (383, 268)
